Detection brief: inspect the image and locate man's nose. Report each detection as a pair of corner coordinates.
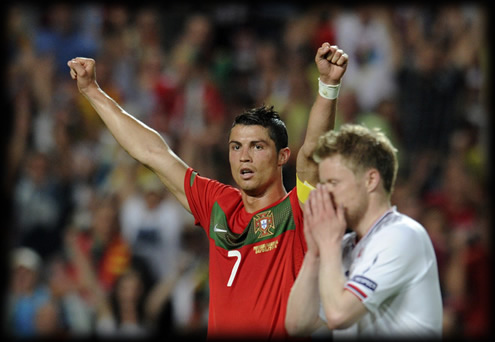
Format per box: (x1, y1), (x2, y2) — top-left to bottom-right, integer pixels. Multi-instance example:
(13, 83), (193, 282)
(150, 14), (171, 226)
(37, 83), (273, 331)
(240, 147), (252, 162)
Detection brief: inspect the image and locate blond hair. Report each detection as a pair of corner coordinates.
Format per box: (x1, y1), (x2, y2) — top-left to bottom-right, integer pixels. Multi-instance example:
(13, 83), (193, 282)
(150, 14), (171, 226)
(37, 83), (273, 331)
(313, 124), (399, 195)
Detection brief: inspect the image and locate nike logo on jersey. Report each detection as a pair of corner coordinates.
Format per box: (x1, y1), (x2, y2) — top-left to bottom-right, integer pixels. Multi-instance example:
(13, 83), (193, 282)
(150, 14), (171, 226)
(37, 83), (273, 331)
(214, 224), (228, 233)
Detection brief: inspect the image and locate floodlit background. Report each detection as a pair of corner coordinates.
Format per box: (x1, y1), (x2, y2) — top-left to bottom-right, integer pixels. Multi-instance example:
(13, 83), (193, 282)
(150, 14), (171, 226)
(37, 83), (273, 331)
(3, 2), (491, 339)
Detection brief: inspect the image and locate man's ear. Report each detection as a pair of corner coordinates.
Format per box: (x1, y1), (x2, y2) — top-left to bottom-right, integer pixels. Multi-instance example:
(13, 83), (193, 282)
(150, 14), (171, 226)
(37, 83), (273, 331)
(366, 169), (381, 193)
(278, 147), (291, 166)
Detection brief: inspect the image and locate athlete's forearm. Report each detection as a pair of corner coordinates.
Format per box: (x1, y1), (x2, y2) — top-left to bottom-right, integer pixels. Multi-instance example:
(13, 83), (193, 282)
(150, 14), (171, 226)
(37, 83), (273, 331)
(80, 85), (190, 210)
(285, 252), (323, 336)
(304, 94), (337, 153)
(82, 85), (167, 165)
(318, 241), (365, 330)
(296, 95), (337, 185)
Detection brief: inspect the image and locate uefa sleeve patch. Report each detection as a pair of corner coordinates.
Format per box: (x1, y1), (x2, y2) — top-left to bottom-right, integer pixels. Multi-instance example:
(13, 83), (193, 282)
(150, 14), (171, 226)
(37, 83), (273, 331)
(351, 275), (377, 291)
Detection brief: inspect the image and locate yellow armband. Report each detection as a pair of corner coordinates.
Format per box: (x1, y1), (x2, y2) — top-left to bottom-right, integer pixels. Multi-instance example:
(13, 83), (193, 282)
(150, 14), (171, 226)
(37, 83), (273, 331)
(296, 174), (315, 204)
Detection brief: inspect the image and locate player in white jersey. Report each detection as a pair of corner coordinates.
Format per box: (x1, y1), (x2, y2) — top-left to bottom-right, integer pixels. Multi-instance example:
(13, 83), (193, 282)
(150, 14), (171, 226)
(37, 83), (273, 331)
(285, 124), (443, 339)
(325, 206), (443, 338)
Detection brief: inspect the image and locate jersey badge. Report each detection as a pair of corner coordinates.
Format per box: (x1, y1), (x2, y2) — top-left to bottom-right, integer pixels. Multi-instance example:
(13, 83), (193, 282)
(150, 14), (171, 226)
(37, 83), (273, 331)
(254, 211), (275, 238)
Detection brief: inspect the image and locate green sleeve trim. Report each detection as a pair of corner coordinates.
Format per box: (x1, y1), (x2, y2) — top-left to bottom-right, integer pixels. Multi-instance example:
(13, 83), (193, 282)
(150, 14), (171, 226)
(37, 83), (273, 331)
(190, 171), (198, 187)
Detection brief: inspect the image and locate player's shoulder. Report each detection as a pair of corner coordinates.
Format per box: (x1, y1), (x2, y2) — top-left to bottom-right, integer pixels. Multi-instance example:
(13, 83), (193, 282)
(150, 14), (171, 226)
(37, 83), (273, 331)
(375, 208), (429, 244)
(191, 169), (240, 194)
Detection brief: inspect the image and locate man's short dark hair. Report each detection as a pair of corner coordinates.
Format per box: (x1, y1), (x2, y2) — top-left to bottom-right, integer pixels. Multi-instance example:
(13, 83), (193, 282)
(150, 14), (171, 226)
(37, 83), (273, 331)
(231, 105), (288, 152)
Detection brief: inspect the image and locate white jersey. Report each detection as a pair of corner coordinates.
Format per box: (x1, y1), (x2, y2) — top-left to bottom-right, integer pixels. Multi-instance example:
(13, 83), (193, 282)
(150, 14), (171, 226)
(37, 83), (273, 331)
(319, 206), (443, 339)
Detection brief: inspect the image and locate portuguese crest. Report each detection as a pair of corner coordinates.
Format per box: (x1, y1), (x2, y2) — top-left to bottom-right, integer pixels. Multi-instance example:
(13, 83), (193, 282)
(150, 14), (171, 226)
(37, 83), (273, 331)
(254, 211), (275, 238)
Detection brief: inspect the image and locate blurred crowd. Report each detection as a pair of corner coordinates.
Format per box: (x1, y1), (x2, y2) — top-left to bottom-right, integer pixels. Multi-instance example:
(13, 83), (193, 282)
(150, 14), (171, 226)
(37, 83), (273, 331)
(3, 2), (491, 340)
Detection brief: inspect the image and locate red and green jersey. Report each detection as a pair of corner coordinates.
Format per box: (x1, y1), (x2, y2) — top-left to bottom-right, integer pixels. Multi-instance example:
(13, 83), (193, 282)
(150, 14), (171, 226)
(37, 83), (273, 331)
(184, 168), (307, 340)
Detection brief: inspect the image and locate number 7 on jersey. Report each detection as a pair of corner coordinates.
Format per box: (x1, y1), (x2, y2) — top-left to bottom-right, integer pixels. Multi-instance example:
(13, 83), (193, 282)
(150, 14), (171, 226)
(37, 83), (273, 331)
(227, 250), (241, 287)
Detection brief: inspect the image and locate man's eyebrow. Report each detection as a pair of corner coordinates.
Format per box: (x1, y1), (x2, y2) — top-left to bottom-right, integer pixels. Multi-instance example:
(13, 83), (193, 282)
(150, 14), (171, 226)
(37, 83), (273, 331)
(250, 140), (269, 145)
(228, 139), (269, 145)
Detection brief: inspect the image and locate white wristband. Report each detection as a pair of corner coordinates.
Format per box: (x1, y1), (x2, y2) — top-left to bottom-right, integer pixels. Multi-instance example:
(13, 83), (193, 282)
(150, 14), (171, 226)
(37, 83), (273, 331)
(318, 77), (341, 100)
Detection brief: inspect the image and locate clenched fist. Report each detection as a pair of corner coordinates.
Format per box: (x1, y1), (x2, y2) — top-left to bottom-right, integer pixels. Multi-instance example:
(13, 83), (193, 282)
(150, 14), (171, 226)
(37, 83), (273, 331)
(67, 57), (99, 95)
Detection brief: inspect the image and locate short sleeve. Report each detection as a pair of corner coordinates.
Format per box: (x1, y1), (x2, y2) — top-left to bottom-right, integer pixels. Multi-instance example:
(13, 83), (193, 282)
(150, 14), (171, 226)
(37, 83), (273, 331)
(345, 225), (421, 313)
(183, 167), (240, 235)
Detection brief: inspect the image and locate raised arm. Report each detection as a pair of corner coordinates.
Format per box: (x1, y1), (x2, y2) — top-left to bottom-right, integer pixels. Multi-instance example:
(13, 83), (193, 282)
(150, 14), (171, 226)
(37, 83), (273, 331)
(296, 44), (348, 187)
(68, 58), (190, 211)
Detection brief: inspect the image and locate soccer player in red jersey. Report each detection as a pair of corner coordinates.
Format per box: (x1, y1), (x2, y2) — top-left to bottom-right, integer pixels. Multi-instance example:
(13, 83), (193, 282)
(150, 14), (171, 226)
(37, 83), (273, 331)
(68, 42), (348, 340)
